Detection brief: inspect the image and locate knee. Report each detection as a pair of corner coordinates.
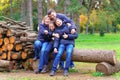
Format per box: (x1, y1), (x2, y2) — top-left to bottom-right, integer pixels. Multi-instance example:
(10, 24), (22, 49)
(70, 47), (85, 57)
(34, 40), (41, 48)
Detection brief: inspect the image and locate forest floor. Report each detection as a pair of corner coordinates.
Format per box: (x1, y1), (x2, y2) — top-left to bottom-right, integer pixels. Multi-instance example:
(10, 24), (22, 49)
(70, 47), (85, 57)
(0, 63), (119, 80)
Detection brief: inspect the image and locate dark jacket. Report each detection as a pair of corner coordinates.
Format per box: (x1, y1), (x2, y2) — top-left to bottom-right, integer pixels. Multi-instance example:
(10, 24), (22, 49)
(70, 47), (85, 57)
(53, 23), (67, 48)
(56, 13), (76, 29)
(37, 23), (50, 42)
(60, 26), (78, 47)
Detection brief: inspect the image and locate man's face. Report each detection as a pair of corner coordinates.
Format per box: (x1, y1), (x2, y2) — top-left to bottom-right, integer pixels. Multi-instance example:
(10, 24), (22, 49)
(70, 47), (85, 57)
(55, 19), (62, 27)
(48, 12), (56, 20)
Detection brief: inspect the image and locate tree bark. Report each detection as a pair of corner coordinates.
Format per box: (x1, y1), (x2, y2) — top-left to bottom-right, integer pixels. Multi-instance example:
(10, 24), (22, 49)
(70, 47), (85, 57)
(21, 0), (26, 22)
(28, 0), (33, 29)
(96, 61), (120, 75)
(37, 0), (43, 25)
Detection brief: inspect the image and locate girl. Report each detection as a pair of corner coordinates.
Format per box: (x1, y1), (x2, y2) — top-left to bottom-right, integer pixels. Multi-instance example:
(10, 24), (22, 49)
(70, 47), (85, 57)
(50, 18), (78, 76)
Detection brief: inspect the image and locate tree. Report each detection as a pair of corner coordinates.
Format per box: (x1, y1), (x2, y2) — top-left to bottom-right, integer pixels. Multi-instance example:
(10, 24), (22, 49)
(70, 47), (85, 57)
(20, 0), (26, 22)
(37, 0), (42, 25)
(28, 0), (33, 29)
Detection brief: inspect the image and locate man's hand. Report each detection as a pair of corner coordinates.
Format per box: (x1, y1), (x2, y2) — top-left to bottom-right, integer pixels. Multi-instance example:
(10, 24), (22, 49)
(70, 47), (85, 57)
(71, 29), (76, 34)
(63, 33), (68, 39)
(54, 48), (58, 53)
(67, 23), (71, 27)
(44, 30), (48, 35)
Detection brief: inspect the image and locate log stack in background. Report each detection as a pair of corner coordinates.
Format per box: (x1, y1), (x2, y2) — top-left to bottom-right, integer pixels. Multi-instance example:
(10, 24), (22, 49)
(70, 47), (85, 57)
(0, 18), (37, 71)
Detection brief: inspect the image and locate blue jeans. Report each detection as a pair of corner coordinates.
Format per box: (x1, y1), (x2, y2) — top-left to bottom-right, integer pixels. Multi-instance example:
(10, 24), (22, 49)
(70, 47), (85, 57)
(52, 44), (74, 71)
(59, 61), (74, 69)
(34, 40), (42, 58)
(44, 42), (54, 66)
(38, 42), (48, 70)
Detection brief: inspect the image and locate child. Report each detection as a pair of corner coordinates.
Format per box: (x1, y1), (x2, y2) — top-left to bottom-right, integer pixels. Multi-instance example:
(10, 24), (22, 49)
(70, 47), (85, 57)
(50, 18), (78, 76)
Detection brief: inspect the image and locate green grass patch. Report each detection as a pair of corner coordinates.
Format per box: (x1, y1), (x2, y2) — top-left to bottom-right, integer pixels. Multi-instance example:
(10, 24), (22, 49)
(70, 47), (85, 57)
(92, 72), (104, 77)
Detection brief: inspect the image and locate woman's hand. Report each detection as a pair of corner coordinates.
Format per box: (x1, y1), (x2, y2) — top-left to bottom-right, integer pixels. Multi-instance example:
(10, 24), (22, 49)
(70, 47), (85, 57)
(44, 30), (48, 34)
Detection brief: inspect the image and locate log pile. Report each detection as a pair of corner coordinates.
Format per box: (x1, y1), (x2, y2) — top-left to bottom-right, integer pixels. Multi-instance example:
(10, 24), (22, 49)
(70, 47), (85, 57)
(0, 18), (37, 71)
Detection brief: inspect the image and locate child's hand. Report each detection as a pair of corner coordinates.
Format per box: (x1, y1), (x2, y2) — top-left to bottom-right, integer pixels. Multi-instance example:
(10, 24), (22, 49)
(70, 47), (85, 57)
(63, 33), (68, 38)
(44, 30), (48, 34)
(54, 33), (60, 38)
(52, 37), (54, 40)
(54, 48), (58, 53)
(71, 29), (76, 34)
(67, 23), (71, 27)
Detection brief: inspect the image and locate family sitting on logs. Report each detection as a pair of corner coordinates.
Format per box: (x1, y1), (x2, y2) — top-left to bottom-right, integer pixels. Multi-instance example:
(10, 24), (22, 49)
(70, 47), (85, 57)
(33, 9), (78, 76)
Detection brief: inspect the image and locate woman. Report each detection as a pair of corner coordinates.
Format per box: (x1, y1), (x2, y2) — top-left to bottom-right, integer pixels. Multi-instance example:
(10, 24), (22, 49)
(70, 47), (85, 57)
(33, 15), (51, 74)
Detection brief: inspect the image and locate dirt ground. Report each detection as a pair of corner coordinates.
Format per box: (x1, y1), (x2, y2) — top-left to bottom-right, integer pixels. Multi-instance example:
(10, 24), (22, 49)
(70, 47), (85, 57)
(0, 63), (119, 80)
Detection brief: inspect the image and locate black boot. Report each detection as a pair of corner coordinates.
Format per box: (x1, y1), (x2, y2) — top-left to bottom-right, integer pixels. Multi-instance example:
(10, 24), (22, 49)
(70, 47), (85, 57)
(34, 69), (41, 74)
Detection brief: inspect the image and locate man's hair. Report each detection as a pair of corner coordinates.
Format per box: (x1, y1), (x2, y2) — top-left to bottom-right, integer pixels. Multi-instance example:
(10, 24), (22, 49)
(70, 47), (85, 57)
(47, 9), (55, 15)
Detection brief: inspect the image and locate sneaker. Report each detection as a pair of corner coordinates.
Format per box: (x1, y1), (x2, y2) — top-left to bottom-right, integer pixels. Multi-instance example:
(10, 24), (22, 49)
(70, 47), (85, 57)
(64, 70), (69, 76)
(41, 65), (48, 74)
(33, 57), (38, 61)
(50, 70), (56, 76)
(34, 69), (41, 74)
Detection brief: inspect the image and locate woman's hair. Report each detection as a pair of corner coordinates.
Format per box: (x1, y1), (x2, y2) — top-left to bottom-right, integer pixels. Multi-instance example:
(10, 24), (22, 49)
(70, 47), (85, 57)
(42, 15), (50, 23)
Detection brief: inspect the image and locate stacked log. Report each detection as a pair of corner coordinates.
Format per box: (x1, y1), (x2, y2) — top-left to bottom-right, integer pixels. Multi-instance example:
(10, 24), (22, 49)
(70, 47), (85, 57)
(0, 19), (37, 70)
(96, 61), (120, 75)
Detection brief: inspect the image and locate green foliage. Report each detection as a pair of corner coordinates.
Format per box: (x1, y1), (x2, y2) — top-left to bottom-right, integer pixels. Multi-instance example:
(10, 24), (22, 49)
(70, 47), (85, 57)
(92, 72), (104, 77)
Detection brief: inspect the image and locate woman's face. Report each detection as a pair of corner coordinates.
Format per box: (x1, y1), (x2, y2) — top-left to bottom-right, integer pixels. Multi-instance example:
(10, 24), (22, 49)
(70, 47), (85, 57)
(49, 23), (55, 31)
(44, 17), (50, 25)
(55, 19), (62, 27)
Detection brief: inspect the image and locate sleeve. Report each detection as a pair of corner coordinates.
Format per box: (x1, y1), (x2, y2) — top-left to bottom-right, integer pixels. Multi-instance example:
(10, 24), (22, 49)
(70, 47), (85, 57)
(67, 32), (78, 40)
(60, 14), (77, 29)
(53, 37), (60, 49)
(39, 24), (46, 36)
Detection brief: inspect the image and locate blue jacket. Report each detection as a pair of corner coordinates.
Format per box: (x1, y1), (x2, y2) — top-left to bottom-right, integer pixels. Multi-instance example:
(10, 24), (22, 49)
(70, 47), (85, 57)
(56, 13), (76, 29)
(60, 26), (78, 47)
(53, 23), (67, 48)
(37, 23), (50, 42)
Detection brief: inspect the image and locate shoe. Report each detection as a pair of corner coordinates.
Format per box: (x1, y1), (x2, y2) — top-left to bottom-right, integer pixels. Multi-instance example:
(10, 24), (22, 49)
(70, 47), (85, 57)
(33, 57), (38, 61)
(41, 65), (48, 74)
(50, 70), (56, 76)
(34, 69), (41, 74)
(64, 70), (69, 76)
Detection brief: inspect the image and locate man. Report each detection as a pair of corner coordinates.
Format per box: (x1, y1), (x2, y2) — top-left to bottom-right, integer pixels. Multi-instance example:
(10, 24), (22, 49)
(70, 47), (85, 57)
(47, 9), (76, 34)
(47, 9), (76, 70)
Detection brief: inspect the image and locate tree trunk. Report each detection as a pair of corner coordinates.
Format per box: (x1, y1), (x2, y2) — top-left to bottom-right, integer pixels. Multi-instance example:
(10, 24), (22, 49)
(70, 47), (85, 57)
(37, 0), (42, 25)
(62, 49), (116, 65)
(10, 0), (13, 19)
(28, 0), (33, 29)
(21, 0), (26, 22)
(32, 49), (117, 70)
(96, 61), (120, 75)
